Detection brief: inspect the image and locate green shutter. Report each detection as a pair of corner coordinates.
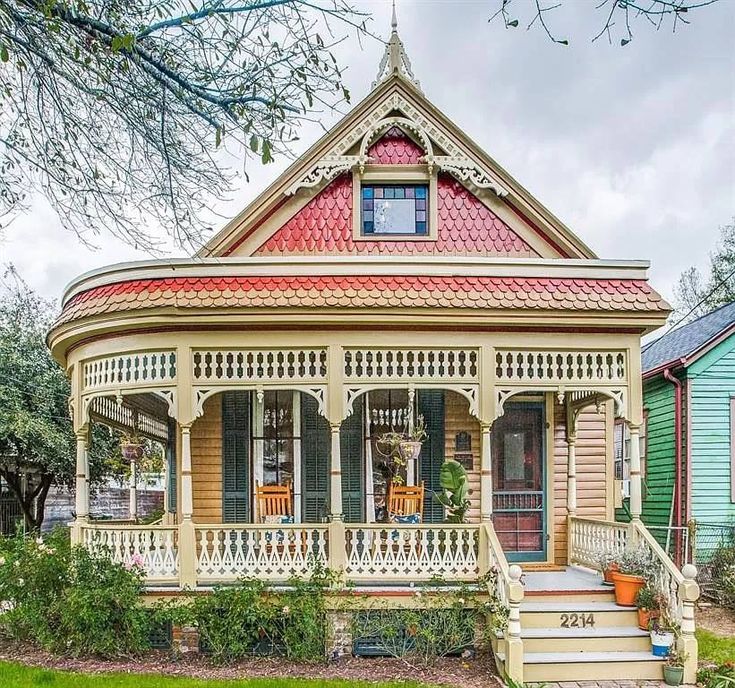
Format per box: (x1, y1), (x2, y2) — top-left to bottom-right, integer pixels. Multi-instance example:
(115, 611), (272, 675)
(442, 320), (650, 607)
(222, 392), (250, 523)
(300, 394), (330, 522)
(166, 419), (177, 513)
(340, 395), (364, 522)
(418, 390), (445, 524)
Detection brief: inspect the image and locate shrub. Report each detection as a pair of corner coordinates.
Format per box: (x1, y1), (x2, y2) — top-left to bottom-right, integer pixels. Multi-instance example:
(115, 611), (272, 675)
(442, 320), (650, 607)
(709, 544), (735, 610)
(0, 529), (150, 657)
(177, 566), (334, 665)
(697, 662), (735, 688)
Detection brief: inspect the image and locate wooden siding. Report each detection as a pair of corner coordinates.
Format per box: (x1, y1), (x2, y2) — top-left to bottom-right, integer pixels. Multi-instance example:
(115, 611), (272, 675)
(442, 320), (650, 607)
(191, 395), (223, 523)
(630, 375), (677, 529)
(553, 400), (610, 565)
(688, 336), (735, 523)
(443, 391), (481, 523)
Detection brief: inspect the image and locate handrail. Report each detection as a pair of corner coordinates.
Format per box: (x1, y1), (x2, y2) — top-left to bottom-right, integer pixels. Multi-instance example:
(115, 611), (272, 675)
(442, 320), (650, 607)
(484, 522), (524, 684)
(633, 521), (684, 583)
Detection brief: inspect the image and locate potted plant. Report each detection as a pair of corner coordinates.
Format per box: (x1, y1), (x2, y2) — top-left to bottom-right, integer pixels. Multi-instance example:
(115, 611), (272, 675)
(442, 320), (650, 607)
(649, 615), (677, 658)
(610, 546), (657, 607)
(398, 416), (427, 462)
(663, 648), (688, 686)
(120, 433), (144, 462)
(635, 585), (662, 631)
(596, 550), (620, 585)
(434, 460), (471, 523)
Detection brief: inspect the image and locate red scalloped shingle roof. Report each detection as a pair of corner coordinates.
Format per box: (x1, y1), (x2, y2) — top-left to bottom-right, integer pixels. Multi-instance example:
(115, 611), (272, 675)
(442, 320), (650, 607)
(366, 127), (425, 164)
(254, 173), (537, 257)
(57, 275), (668, 326)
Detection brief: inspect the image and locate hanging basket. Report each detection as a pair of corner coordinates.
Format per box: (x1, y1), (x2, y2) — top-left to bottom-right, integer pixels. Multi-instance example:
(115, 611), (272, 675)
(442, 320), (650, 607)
(121, 442), (144, 463)
(398, 440), (422, 462)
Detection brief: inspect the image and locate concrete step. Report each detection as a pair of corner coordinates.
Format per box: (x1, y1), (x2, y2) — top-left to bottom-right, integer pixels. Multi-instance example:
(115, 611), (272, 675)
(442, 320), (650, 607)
(520, 601), (638, 628)
(522, 626), (651, 653)
(497, 650), (663, 682)
(524, 589), (616, 603)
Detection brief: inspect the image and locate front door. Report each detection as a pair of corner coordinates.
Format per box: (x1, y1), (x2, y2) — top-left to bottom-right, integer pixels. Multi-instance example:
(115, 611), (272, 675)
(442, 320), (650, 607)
(492, 402), (546, 562)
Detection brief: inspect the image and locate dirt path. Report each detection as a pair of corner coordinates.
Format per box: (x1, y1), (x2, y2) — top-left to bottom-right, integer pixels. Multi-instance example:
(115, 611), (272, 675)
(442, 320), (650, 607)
(0, 642), (501, 688)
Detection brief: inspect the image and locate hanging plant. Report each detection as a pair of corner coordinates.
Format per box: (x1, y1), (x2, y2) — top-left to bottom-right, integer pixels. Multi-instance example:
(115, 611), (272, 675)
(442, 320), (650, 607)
(120, 433), (144, 463)
(376, 416), (427, 485)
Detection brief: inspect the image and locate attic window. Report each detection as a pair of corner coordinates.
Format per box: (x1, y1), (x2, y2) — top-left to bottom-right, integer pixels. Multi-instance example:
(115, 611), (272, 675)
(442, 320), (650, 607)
(361, 184), (429, 236)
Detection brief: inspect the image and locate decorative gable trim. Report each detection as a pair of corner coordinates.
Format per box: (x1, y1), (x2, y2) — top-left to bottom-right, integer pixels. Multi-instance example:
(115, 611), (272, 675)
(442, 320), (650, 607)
(285, 94), (510, 200)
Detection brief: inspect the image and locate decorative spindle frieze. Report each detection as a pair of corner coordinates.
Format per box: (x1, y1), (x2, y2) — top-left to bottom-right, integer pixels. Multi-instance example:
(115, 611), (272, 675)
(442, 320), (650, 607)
(192, 349), (328, 383)
(495, 349), (626, 384)
(344, 348), (479, 381)
(83, 351), (176, 391)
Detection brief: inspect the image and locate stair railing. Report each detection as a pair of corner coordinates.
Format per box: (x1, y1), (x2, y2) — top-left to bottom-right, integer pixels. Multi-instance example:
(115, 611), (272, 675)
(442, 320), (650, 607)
(633, 521), (699, 684)
(484, 522), (524, 684)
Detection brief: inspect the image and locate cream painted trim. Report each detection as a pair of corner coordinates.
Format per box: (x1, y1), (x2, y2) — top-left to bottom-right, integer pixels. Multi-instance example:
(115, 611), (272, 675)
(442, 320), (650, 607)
(61, 255), (654, 304)
(604, 399), (615, 520)
(198, 78), (597, 260)
(351, 165), (438, 242)
(544, 392), (556, 564)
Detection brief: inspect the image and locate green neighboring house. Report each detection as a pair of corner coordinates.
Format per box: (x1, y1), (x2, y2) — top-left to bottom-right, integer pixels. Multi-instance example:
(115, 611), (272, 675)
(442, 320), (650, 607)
(616, 302), (735, 558)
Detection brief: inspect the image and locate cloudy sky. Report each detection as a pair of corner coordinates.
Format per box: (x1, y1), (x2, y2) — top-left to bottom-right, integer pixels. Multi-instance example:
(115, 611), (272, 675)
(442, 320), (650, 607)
(2, 0), (734, 310)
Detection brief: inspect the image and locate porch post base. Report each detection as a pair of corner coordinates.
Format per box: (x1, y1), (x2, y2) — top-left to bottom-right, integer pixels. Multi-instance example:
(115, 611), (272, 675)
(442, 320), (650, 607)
(178, 519), (197, 589)
(503, 637), (524, 684)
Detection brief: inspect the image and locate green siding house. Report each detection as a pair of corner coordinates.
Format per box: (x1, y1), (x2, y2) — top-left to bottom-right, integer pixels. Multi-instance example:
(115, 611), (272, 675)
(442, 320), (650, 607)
(618, 303), (735, 556)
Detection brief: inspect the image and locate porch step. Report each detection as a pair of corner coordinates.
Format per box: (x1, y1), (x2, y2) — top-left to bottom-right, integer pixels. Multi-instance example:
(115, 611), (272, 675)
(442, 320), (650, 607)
(520, 601), (638, 628)
(497, 650), (663, 682)
(521, 626), (651, 653)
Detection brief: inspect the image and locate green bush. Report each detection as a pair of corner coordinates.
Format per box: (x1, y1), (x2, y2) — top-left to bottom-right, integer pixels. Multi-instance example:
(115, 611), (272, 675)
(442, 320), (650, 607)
(176, 567), (333, 665)
(0, 529), (150, 657)
(697, 661), (735, 688)
(709, 545), (735, 610)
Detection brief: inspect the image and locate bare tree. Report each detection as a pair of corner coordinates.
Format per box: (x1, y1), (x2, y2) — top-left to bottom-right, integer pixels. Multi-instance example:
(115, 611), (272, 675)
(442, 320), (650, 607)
(489, 0), (722, 46)
(0, 0), (366, 252)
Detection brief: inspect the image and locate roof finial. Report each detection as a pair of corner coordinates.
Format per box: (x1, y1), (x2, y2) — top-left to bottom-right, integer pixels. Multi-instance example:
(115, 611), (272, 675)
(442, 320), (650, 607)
(372, 0), (422, 92)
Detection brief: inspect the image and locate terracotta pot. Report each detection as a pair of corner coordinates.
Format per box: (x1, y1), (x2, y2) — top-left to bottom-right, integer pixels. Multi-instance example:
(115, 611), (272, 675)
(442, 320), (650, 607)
(602, 562), (619, 585)
(611, 570), (646, 606)
(637, 607), (659, 631)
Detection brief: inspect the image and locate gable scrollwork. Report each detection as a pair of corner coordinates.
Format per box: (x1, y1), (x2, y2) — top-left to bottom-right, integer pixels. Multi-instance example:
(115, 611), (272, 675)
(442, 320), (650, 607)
(287, 92), (509, 199)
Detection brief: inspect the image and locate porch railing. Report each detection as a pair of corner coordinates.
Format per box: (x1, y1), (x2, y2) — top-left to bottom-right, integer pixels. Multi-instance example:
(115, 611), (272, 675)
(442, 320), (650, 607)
(79, 522), (179, 583)
(343, 524), (479, 581)
(567, 515), (629, 569)
(195, 524), (329, 582)
(568, 516), (699, 683)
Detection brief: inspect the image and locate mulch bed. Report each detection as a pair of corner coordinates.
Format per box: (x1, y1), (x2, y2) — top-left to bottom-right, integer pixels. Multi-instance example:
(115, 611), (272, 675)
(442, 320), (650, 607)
(0, 641), (501, 688)
(696, 603), (735, 637)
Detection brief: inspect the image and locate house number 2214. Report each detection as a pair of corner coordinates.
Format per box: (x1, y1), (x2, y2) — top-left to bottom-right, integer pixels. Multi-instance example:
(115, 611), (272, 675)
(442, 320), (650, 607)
(560, 613), (595, 628)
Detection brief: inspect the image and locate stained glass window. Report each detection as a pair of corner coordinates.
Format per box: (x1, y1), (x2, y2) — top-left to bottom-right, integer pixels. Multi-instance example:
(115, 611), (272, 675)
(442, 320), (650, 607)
(361, 184), (429, 236)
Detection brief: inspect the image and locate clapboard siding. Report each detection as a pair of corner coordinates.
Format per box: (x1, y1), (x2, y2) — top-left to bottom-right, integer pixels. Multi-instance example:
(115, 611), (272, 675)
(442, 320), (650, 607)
(191, 395), (223, 523)
(553, 401), (610, 565)
(688, 338), (735, 523)
(443, 391), (481, 523)
(638, 375), (677, 528)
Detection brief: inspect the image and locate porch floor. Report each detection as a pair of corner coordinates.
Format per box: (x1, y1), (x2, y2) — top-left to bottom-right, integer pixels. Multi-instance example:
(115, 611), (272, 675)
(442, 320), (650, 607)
(522, 565), (606, 593)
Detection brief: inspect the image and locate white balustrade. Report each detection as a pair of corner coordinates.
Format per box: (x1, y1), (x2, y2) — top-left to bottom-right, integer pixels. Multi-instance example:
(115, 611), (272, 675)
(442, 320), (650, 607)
(495, 349), (626, 384)
(81, 524), (179, 581)
(195, 525), (329, 581)
(89, 396), (168, 441)
(343, 349), (479, 381)
(344, 525), (479, 580)
(83, 351), (177, 390)
(192, 349), (328, 383)
(568, 516), (629, 570)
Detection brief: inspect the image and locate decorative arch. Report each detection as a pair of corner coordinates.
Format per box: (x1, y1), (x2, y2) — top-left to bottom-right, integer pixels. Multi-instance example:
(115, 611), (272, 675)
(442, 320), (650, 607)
(494, 386), (627, 422)
(193, 385), (327, 420)
(359, 116), (434, 164)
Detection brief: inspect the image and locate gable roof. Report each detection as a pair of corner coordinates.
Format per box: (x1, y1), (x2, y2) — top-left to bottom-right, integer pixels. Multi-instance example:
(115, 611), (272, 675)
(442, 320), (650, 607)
(642, 301), (735, 373)
(198, 71), (598, 260)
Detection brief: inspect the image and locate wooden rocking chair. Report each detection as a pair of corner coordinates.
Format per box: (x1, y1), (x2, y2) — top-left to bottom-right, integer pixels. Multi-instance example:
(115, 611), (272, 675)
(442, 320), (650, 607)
(255, 482), (293, 523)
(387, 482), (425, 521)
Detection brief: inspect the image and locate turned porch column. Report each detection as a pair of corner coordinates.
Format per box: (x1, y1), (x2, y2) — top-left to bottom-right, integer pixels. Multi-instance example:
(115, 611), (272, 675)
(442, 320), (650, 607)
(73, 429), (90, 540)
(566, 434), (577, 516)
(329, 423), (343, 520)
(178, 424), (197, 587)
(480, 423), (493, 522)
(628, 423), (643, 521)
(129, 459), (138, 521)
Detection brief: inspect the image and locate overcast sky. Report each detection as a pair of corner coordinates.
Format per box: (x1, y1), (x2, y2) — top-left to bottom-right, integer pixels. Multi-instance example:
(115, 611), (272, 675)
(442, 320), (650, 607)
(2, 0), (734, 310)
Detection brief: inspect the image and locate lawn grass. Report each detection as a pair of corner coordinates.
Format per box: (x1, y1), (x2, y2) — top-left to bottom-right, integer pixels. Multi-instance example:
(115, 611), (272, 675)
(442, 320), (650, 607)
(696, 628), (735, 665)
(0, 662), (429, 688)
